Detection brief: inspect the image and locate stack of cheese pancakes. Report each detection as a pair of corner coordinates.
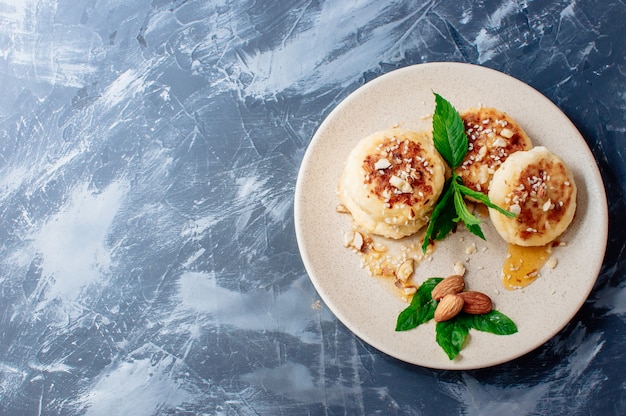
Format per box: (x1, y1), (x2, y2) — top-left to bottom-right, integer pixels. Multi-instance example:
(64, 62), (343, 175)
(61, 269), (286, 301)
(338, 108), (576, 246)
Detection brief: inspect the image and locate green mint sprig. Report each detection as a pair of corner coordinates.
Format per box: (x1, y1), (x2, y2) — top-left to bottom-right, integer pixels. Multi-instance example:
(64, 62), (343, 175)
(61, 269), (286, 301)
(395, 277), (518, 360)
(421, 93), (516, 253)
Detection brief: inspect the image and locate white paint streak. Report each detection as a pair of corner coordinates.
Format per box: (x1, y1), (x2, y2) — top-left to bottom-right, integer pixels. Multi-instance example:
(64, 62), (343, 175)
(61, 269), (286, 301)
(0, 362), (27, 399)
(101, 67), (150, 108)
(83, 356), (191, 416)
(33, 146), (85, 191)
(445, 323), (605, 415)
(238, 1), (397, 98)
(185, 169), (291, 240)
(475, 28), (498, 64)
(455, 374), (551, 415)
(181, 248), (206, 268)
(30, 360), (73, 374)
(566, 332), (604, 379)
(460, 7), (472, 24)
(0, 0), (101, 90)
(178, 271), (242, 314)
(474, 1), (521, 64)
(235, 176), (268, 234)
(240, 360), (367, 407)
(241, 362), (324, 403)
(31, 181), (127, 307)
(175, 272), (328, 343)
(490, 1), (518, 27)
(0, 0), (28, 27)
(560, 0), (577, 19)
(596, 281), (626, 316)
(181, 215), (218, 239)
(0, 165), (28, 199)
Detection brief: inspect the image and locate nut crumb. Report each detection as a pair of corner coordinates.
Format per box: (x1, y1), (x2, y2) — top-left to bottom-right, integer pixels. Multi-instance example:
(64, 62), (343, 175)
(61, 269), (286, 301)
(546, 257), (558, 269)
(343, 230), (355, 247)
(453, 262), (466, 276)
(336, 204), (350, 214)
(351, 231), (364, 251)
(403, 286), (417, 295)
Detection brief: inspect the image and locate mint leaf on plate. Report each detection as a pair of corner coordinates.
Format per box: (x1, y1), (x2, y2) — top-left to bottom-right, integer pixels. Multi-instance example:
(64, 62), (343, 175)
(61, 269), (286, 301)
(422, 92), (516, 252)
(432, 92), (468, 169)
(395, 277), (442, 331)
(435, 316), (471, 360)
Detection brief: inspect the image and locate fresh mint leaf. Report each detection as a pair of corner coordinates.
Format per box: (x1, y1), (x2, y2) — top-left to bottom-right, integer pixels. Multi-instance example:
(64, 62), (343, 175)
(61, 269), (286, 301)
(435, 317), (471, 360)
(395, 278), (442, 331)
(410, 277), (443, 306)
(452, 184), (487, 240)
(435, 311), (517, 360)
(421, 178), (456, 252)
(468, 310), (518, 335)
(457, 183), (516, 218)
(453, 185), (481, 226)
(395, 301), (436, 332)
(465, 222), (486, 240)
(432, 93), (468, 169)
(431, 192), (458, 241)
(393, 274), (518, 360)
(422, 92), (517, 253)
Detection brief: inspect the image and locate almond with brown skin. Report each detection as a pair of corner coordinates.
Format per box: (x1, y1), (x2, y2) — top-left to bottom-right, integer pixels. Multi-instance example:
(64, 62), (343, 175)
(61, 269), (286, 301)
(431, 275), (465, 301)
(458, 291), (493, 315)
(434, 294), (464, 322)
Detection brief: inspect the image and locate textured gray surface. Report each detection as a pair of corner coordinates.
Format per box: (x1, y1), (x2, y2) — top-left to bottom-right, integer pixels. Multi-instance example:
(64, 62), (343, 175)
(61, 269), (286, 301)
(0, 1), (624, 414)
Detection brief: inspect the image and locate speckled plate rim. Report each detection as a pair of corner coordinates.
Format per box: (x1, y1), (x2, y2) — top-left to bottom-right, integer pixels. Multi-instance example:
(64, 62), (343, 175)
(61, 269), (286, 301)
(294, 62), (608, 370)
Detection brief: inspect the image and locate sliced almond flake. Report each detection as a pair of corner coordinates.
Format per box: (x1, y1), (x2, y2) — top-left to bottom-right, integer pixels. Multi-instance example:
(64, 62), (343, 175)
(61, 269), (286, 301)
(374, 158), (392, 170)
(351, 231), (364, 251)
(500, 128), (514, 138)
(389, 175), (413, 193)
(492, 137), (507, 147)
(542, 199), (552, 212)
(396, 259), (414, 282)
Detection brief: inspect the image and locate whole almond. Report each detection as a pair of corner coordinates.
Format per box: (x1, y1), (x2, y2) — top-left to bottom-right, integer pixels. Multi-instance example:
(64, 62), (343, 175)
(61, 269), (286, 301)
(434, 294), (464, 322)
(431, 275), (465, 301)
(458, 291), (493, 315)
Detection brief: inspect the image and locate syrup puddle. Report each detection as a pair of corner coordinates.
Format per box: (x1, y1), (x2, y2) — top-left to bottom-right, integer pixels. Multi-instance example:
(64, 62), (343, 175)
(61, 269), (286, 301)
(502, 243), (553, 290)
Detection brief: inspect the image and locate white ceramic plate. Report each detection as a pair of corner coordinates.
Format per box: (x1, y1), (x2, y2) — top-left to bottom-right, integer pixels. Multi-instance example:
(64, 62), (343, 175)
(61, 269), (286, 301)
(294, 62), (608, 370)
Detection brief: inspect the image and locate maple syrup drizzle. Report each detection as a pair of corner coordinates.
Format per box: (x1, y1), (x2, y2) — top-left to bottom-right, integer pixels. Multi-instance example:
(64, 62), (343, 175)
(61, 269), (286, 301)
(502, 243), (553, 290)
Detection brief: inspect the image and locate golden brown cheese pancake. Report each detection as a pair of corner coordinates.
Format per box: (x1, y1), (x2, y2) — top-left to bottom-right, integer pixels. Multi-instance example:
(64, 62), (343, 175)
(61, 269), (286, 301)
(456, 107), (533, 196)
(488, 146), (577, 246)
(338, 128), (446, 239)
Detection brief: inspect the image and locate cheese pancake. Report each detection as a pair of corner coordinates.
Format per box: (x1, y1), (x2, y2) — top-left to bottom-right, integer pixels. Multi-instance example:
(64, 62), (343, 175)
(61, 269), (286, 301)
(488, 146), (577, 246)
(456, 107), (533, 196)
(338, 128), (446, 239)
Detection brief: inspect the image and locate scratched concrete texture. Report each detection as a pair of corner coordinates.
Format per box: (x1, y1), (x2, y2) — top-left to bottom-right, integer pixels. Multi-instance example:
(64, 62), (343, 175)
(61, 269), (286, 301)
(0, 1), (625, 415)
